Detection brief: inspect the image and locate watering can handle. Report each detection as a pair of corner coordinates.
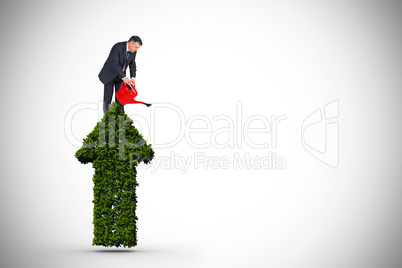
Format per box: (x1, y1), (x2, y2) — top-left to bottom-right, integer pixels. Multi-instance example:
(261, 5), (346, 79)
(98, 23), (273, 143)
(124, 82), (133, 89)
(124, 83), (137, 93)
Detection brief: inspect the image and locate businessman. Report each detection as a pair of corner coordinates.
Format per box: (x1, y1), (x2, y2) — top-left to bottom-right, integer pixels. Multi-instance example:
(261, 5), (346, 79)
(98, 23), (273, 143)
(99, 36), (142, 113)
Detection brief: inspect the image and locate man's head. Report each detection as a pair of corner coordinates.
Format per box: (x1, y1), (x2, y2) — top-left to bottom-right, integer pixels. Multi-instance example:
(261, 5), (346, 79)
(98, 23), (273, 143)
(128, 36), (142, 53)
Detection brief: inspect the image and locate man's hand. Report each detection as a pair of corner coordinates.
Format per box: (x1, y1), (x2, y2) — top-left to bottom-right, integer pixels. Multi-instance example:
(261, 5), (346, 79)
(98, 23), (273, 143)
(129, 78), (136, 86)
(123, 77), (130, 84)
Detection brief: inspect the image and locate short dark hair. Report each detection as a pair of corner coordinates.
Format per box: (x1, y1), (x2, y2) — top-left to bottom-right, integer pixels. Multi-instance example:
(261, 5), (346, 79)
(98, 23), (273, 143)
(128, 36), (143, 46)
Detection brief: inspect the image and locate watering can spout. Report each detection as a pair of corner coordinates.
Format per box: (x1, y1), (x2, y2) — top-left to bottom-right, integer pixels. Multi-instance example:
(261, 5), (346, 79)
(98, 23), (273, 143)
(127, 99), (152, 107)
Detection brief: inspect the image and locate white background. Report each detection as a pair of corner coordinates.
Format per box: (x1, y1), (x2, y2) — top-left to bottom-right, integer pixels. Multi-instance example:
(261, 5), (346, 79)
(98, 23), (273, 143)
(1, 1), (401, 267)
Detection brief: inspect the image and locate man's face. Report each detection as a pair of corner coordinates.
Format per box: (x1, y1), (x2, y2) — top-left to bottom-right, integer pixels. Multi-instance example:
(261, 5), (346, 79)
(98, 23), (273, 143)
(128, 41), (141, 52)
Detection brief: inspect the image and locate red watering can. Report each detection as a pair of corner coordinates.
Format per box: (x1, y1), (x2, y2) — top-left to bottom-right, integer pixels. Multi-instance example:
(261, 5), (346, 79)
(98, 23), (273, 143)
(115, 82), (152, 107)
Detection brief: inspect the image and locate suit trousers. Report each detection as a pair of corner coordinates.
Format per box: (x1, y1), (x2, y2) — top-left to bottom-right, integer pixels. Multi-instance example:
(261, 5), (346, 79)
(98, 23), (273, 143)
(103, 77), (125, 113)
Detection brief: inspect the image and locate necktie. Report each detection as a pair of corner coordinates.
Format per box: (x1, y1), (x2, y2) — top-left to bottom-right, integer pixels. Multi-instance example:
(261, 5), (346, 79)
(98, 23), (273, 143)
(124, 51), (130, 73)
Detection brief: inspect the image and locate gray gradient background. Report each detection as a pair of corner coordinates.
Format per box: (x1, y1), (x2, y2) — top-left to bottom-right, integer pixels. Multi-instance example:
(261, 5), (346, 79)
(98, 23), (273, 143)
(1, 0), (402, 267)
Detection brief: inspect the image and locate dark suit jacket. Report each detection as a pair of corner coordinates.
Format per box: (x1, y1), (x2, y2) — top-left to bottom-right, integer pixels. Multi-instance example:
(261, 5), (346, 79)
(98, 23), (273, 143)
(99, 42), (137, 84)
